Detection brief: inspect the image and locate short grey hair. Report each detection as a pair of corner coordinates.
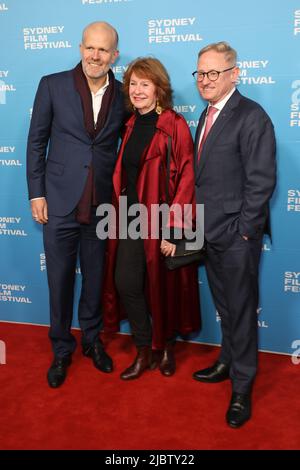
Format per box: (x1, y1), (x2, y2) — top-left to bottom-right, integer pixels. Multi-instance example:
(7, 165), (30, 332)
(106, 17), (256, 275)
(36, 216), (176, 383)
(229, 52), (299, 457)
(198, 41), (237, 65)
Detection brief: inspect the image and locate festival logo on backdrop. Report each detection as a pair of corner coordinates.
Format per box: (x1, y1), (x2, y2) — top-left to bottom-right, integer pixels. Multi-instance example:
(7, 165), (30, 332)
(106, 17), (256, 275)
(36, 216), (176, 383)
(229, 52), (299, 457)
(287, 189), (300, 212)
(257, 308), (269, 329)
(111, 64), (128, 80)
(148, 17), (203, 44)
(291, 340), (300, 365)
(40, 253), (46, 272)
(40, 253), (81, 275)
(0, 146), (22, 167)
(290, 80), (300, 128)
(236, 60), (275, 86)
(0, 217), (27, 237)
(173, 104), (198, 128)
(284, 272), (300, 293)
(23, 26), (72, 51)
(0, 283), (32, 304)
(0, 71), (16, 105)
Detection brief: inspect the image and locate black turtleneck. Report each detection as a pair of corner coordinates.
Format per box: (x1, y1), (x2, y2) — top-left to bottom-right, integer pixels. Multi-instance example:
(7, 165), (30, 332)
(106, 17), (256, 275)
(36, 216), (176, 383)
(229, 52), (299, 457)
(122, 109), (158, 207)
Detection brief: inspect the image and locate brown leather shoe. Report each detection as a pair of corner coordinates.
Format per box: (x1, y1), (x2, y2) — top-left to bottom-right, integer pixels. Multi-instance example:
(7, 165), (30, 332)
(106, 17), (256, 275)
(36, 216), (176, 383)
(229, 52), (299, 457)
(120, 346), (158, 380)
(159, 344), (176, 377)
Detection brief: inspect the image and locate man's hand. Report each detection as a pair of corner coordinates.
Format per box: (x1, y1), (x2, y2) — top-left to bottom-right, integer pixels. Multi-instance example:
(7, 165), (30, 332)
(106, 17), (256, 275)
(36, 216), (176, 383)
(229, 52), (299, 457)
(160, 239), (176, 257)
(31, 198), (48, 224)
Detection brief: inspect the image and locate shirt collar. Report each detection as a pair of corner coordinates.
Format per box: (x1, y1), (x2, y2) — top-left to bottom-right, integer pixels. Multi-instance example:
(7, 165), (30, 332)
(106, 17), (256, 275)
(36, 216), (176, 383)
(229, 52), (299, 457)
(209, 87), (236, 112)
(92, 74), (110, 97)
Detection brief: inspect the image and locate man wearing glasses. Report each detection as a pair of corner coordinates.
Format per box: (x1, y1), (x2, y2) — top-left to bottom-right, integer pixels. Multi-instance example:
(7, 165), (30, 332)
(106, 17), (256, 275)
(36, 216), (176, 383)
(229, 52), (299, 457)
(192, 42), (276, 428)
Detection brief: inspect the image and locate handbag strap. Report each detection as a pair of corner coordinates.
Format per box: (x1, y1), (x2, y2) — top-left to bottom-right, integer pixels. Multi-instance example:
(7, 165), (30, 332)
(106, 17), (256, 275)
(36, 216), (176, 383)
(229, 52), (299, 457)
(166, 136), (171, 205)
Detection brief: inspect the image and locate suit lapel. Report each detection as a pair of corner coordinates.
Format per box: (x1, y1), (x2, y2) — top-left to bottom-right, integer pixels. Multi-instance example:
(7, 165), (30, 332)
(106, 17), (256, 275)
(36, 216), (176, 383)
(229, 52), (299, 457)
(72, 90), (87, 134)
(94, 85), (121, 143)
(196, 90), (241, 178)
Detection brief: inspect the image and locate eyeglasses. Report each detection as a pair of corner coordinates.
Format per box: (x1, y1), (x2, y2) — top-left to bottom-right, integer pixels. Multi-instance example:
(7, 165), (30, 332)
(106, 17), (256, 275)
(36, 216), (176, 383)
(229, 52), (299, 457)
(192, 66), (236, 82)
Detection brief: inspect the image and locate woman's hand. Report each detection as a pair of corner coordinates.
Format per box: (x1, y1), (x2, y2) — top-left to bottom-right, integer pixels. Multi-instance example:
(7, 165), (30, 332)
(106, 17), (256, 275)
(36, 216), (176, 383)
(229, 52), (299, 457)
(160, 239), (176, 257)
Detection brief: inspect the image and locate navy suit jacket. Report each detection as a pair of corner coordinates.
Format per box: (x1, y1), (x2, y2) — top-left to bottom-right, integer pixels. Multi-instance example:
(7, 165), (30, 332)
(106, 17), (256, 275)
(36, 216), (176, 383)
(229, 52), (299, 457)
(27, 69), (125, 216)
(195, 89), (276, 248)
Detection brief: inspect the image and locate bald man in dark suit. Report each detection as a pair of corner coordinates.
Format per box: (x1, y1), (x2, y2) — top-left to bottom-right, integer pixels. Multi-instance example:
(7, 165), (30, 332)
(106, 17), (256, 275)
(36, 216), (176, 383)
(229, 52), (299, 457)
(27, 22), (125, 388)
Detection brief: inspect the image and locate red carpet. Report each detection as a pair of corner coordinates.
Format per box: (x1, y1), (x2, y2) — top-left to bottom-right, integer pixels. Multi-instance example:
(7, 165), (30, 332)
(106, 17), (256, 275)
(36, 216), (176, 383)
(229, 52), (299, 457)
(0, 322), (299, 450)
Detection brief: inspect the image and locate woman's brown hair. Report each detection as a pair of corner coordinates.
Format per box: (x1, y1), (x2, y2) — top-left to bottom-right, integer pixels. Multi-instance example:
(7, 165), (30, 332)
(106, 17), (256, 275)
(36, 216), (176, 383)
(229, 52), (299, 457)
(123, 57), (173, 112)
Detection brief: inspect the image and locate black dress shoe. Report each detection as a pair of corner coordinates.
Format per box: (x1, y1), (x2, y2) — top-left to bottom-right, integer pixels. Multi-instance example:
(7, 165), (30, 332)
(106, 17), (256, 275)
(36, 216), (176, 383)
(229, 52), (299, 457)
(47, 355), (72, 388)
(226, 392), (251, 428)
(83, 339), (113, 373)
(193, 361), (230, 383)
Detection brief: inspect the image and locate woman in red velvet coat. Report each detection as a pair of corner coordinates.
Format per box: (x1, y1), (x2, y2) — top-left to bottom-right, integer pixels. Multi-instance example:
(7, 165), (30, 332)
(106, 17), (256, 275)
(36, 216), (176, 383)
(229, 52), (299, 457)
(102, 57), (201, 380)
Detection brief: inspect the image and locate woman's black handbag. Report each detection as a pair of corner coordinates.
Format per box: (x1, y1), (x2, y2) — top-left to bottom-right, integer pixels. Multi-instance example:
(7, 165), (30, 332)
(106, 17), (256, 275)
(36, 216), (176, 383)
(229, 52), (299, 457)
(164, 137), (205, 270)
(164, 239), (205, 270)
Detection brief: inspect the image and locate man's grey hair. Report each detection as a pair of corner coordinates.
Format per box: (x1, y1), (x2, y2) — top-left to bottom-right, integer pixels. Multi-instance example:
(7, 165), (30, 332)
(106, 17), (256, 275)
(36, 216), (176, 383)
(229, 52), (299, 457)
(198, 41), (237, 65)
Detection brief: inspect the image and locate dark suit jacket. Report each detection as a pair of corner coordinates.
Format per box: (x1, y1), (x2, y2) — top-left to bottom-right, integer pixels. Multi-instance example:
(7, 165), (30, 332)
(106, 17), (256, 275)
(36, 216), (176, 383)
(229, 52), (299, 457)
(195, 89), (276, 249)
(27, 69), (125, 216)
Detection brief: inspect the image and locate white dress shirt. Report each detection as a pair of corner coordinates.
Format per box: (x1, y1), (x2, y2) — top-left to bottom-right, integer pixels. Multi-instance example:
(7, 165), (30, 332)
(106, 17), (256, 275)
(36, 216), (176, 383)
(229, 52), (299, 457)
(91, 74), (110, 127)
(198, 87), (236, 150)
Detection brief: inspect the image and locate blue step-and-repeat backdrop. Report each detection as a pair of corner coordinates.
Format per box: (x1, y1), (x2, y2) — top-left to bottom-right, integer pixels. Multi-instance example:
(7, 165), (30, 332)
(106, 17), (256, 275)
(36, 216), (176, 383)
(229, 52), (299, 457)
(0, 0), (299, 355)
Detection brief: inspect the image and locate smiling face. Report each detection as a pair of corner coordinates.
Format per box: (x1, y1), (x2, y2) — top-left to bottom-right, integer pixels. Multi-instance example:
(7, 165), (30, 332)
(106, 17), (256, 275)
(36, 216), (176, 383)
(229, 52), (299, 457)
(196, 50), (239, 104)
(129, 72), (157, 115)
(80, 24), (119, 89)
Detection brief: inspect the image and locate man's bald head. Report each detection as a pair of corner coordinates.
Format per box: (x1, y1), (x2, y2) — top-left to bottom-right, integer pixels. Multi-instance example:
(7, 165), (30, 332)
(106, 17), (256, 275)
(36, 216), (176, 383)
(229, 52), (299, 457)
(82, 21), (119, 50)
(80, 21), (119, 90)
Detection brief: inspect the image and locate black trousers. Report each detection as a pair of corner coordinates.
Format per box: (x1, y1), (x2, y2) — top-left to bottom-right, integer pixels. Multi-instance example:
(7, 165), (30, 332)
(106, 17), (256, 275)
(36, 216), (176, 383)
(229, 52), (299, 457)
(205, 233), (262, 394)
(43, 208), (106, 358)
(115, 237), (152, 348)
